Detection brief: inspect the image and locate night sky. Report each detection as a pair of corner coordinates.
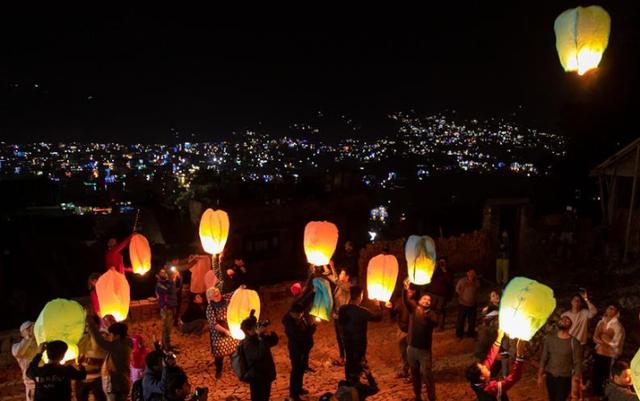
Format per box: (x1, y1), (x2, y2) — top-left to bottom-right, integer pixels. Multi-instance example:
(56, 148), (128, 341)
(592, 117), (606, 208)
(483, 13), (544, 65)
(1, 3), (640, 154)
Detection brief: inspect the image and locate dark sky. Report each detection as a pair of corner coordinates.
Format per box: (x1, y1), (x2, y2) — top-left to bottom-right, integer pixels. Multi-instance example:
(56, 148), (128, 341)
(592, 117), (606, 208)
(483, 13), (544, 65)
(1, 3), (639, 150)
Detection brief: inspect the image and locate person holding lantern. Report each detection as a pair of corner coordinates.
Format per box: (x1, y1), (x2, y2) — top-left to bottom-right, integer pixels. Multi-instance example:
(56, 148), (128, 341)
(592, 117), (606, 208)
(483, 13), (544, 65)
(11, 321), (38, 401)
(283, 302), (314, 401)
(27, 341), (87, 401)
(76, 317), (108, 401)
(205, 286), (239, 379)
(403, 281), (438, 401)
(338, 286), (383, 386)
(328, 263), (352, 367)
(239, 311), (279, 401)
(592, 303), (626, 397)
(87, 318), (133, 401)
(104, 235), (133, 274)
(88, 273), (102, 317)
(156, 268), (179, 352)
(466, 329), (527, 401)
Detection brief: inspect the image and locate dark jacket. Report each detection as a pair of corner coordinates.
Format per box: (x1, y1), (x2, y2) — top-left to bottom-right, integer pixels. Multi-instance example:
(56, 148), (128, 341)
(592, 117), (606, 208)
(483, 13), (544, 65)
(338, 303), (383, 345)
(426, 267), (454, 300)
(88, 322), (132, 394)
(282, 312), (314, 355)
(156, 279), (178, 309)
(604, 382), (639, 401)
(242, 332), (279, 383)
(403, 289), (438, 349)
(142, 366), (166, 401)
(26, 353), (86, 401)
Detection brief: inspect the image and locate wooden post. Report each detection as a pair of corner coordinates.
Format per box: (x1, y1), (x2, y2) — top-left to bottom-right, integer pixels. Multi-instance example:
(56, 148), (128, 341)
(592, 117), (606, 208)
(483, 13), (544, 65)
(623, 145), (640, 262)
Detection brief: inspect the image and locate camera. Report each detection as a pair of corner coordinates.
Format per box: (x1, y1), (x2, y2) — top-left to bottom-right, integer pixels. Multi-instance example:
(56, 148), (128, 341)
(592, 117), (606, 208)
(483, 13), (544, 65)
(153, 341), (176, 362)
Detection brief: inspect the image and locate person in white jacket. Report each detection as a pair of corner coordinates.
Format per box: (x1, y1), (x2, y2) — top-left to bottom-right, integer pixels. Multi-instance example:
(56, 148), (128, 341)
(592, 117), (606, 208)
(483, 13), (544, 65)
(11, 321), (38, 401)
(592, 303), (626, 397)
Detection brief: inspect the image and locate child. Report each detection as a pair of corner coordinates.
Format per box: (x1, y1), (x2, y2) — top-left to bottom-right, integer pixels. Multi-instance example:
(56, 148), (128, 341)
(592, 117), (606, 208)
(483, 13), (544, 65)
(130, 334), (150, 383)
(26, 341), (87, 401)
(11, 321), (38, 401)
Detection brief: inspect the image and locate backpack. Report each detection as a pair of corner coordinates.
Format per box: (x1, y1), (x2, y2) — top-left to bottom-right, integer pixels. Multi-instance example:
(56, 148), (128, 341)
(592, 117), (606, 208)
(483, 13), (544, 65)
(131, 379), (143, 401)
(231, 342), (250, 382)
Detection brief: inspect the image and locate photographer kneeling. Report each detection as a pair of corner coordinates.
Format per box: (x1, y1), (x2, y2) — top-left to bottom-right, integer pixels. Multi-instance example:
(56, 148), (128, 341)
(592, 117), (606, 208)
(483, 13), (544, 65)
(240, 311), (279, 401)
(141, 351), (165, 401)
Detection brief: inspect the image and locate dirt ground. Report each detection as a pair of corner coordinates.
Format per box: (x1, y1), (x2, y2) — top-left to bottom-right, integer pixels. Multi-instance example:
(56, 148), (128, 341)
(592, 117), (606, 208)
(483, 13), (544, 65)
(0, 300), (548, 401)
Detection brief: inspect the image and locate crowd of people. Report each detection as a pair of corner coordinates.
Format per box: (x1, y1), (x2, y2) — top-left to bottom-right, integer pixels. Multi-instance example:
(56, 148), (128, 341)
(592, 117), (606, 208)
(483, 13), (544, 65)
(9, 235), (640, 401)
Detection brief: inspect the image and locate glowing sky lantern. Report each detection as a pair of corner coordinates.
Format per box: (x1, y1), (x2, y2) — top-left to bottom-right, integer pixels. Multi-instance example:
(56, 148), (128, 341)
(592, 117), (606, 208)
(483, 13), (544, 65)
(499, 277), (556, 341)
(96, 269), (130, 322)
(554, 6), (611, 75)
(129, 233), (151, 275)
(34, 298), (85, 362)
(632, 349), (640, 396)
(367, 253), (398, 303)
(304, 221), (339, 266)
(405, 235), (436, 285)
(227, 287), (261, 340)
(199, 208), (230, 255)
(310, 278), (333, 321)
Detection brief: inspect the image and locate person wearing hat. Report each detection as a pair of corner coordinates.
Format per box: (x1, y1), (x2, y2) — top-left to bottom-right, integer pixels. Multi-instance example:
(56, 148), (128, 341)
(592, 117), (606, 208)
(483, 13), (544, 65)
(240, 311), (279, 401)
(11, 321), (38, 401)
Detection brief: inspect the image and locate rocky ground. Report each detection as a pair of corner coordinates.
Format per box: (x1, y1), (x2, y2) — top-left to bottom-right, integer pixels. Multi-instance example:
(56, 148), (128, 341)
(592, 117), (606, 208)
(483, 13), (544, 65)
(0, 300), (548, 401)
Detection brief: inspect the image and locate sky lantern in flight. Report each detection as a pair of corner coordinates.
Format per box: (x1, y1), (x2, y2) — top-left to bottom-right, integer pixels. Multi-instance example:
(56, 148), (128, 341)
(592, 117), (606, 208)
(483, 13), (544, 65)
(632, 349), (640, 395)
(129, 233), (151, 275)
(367, 253), (398, 303)
(34, 298), (85, 362)
(96, 269), (130, 322)
(310, 277), (333, 321)
(304, 221), (339, 266)
(227, 287), (261, 340)
(499, 277), (556, 340)
(405, 235), (436, 285)
(199, 208), (230, 290)
(554, 5), (611, 76)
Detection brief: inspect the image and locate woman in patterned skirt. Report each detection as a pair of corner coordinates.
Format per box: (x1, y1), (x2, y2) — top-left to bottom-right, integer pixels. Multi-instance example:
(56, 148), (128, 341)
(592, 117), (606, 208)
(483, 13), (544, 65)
(206, 287), (239, 379)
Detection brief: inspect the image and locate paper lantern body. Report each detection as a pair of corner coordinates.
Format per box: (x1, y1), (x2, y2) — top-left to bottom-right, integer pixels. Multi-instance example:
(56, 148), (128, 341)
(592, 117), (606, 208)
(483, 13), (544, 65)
(34, 298), (85, 362)
(405, 235), (436, 285)
(310, 278), (333, 321)
(367, 254), (399, 302)
(227, 288), (261, 340)
(96, 270), (130, 322)
(554, 6), (611, 75)
(129, 233), (151, 275)
(499, 277), (556, 340)
(304, 221), (339, 266)
(199, 209), (230, 255)
(204, 270), (217, 289)
(632, 349), (640, 395)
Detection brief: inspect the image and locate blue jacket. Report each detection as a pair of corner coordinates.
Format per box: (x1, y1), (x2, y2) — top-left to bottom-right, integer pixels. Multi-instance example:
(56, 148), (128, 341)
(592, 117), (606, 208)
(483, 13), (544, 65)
(155, 279), (177, 309)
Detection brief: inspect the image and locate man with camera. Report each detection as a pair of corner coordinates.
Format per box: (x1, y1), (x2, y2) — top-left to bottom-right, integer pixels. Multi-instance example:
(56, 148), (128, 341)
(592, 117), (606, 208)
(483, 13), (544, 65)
(239, 311), (279, 401)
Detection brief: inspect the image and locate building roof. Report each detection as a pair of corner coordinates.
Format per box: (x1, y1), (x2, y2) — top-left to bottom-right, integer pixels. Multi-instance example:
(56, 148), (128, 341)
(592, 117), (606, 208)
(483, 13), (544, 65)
(591, 137), (640, 177)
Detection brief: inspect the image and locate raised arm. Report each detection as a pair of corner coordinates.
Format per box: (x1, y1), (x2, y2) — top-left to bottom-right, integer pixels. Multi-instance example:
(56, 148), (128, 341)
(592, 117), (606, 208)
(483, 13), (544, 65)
(402, 288), (417, 313)
(482, 330), (504, 369)
(66, 364), (87, 380)
(112, 234), (133, 253)
(26, 352), (43, 380)
(87, 319), (115, 352)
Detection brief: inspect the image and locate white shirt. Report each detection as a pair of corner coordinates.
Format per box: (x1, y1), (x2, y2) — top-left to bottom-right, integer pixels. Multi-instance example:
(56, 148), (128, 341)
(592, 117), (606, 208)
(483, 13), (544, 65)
(561, 301), (597, 345)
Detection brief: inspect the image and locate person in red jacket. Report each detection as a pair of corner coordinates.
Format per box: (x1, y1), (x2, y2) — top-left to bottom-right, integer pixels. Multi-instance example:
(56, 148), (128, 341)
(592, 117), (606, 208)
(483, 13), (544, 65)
(465, 329), (527, 401)
(104, 235), (133, 273)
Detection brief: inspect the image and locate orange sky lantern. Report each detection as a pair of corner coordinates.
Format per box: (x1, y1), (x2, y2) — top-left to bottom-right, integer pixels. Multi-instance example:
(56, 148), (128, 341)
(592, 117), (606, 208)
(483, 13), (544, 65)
(304, 221), (339, 266)
(95, 269), (130, 322)
(129, 233), (151, 275)
(367, 253), (398, 303)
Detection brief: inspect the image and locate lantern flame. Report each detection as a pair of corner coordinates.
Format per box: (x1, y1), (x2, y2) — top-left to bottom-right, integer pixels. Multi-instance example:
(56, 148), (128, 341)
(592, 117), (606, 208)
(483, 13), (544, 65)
(199, 209), (230, 255)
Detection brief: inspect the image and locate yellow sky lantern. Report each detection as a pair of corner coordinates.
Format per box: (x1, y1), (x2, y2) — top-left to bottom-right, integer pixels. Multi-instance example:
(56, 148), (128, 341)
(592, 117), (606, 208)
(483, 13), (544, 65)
(199, 208), (230, 255)
(405, 235), (436, 285)
(129, 233), (151, 275)
(96, 269), (130, 322)
(367, 253), (398, 303)
(554, 6), (611, 75)
(499, 276), (556, 340)
(227, 287), (261, 340)
(632, 349), (640, 396)
(34, 298), (85, 362)
(304, 221), (339, 266)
